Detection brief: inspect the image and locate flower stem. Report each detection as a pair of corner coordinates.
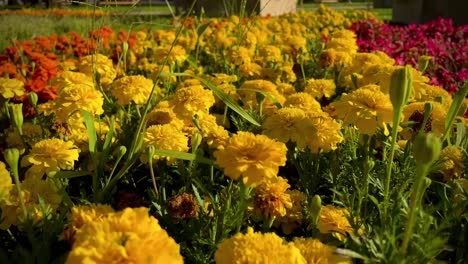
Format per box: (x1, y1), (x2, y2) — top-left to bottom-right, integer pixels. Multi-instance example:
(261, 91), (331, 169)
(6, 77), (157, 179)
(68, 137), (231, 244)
(400, 163), (430, 255)
(383, 110), (402, 222)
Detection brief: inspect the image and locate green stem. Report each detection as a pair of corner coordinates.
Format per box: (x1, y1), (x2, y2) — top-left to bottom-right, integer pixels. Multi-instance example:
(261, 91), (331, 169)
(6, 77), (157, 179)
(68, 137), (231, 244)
(383, 108), (403, 222)
(9, 157), (28, 219)
(401, 163), (430, 255)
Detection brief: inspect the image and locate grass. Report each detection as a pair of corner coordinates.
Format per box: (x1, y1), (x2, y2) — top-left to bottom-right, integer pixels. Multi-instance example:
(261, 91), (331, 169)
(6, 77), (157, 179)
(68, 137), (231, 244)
(0, 3), (392, 51)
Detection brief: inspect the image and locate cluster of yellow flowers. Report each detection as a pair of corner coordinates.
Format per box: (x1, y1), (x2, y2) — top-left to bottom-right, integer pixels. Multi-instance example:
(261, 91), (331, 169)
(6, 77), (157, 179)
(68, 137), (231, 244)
(64, 206), (183, 263)
(215, 227), (351, 264)
(0, 5), (466, 262)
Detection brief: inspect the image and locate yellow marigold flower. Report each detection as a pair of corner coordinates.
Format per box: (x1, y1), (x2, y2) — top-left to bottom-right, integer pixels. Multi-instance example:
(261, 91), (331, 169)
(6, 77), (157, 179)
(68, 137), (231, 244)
(214, 131), (287, 187)
(39, 82), (104, 122)
(183, 114), (229, 150)
(239, 62), (263, 78)
(0, 162), (12, 201)
(438, 146), (465, 181)
(77, 54), (116, 87)
(304, 79), (336, 99)
(21, 138), (80, 178)
(142, 123), (189, 165)
(229, 46), (253, 65)
(0, 77), (25, 99)
(0, 177), (62, 229)
(354, 64), (396, 93)
(154, 45), (187, 65)
(146, 100), (178, 126)
(66, 207), (183, 264)
(330, 29), (357, 41)
(412, 82), (453, 108)
(274, 190), (306, 235)
(62, 204), (115, 243)
(259, 45), (283, 64)
(263, 108), (343, 153)
(402, 102), (447, 137)
(317, 205), (355, 241)
(214, 227), (306, 264)
(253, 176), (292, 219)
(111, 75), (158, 106)
(277, 82), (297, 97)
(284, 93), (322, 112)
(239, 79), (285, 115)
(263, 107), (309, 147)
(58, 60), (77, 71)
(320, 49), (353, 67)
(326, 84), (393, 136)
(6, 122), (43, 152)
(66, 115), (114, 152)
(293, 238), (351, 264)
(51, 71), (94, 88)
(303, 111), (344, 153)
(170, 85), (215, 118)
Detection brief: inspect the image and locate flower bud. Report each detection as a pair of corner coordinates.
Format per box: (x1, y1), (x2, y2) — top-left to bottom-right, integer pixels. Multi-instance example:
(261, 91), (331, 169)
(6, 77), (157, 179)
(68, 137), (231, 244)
(413, 132), (441, 165)
(191, 132), (202, 153)
(8, 103), (23, 135)
(122, 42), (129, 56)
(3, 148), (20, 173)
(417, 55), (432, 73)
(310, 195), (322, 227)
(146, 145), (155, 164)
(390, 66), (413, 111)
(118, 145), (127, 158)
(28, 92), (38, 108)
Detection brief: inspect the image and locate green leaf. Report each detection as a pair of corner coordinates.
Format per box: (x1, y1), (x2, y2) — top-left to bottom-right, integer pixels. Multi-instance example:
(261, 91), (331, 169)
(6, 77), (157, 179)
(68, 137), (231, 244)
(238, 88), (283, 109)
(159, 72), (261, 126)
(192, 184), (205, 213)
(81, 110), (97, 155)
(197, 21), (212, 36)
(102, 117), (115, 151)
(443, 83), (468, 141)
(153, 149), (214, 165)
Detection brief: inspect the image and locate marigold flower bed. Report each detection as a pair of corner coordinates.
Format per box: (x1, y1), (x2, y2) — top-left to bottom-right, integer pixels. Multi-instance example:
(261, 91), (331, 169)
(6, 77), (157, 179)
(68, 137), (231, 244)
(0, 5), (467, 263)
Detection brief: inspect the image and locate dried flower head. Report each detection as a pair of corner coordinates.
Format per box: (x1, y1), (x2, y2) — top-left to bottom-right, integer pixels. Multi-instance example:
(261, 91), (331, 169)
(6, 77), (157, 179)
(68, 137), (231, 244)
(167, 193), (200, 223)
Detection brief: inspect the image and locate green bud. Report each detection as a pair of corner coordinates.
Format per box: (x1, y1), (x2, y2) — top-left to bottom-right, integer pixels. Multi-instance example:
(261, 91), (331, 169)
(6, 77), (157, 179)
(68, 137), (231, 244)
(191, 132), (203, 154)
(122, 42), (129, 55)
(417, 55), (432, 73)
(390, 65), (413, 111)
(28, 92), (38, 108)
(118, 145), (127, 158)
(8, 103), (23, 135)
(146, 145), (155, 164)
(4, 148), (20, 173)
(310, 195), (322, 226)
(413, 132), (441, 165)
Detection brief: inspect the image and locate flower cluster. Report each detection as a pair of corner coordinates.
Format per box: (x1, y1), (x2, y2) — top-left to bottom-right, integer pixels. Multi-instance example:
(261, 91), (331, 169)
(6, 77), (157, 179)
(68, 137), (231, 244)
(351, 18), (468, 93)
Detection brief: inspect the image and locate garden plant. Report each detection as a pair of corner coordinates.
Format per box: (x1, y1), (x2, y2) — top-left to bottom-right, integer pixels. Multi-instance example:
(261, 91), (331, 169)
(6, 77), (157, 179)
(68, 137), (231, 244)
(0, 3), (467, 264)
